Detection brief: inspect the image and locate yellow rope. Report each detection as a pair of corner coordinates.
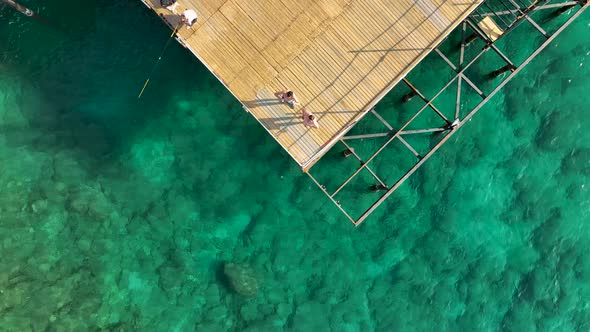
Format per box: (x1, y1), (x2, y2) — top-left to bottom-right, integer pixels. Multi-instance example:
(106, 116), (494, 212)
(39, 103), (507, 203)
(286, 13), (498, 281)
(137, 78), (150, 99)
(137, 23), (182, 99)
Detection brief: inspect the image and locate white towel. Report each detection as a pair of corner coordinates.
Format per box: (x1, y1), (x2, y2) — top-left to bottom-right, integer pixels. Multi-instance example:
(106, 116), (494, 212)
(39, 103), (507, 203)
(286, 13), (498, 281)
(166, 2), (179, 14)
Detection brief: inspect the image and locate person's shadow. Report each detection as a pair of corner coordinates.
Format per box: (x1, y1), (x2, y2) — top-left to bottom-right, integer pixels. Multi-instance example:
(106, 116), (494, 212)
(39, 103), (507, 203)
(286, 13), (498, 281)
(242, 98), (283, 109)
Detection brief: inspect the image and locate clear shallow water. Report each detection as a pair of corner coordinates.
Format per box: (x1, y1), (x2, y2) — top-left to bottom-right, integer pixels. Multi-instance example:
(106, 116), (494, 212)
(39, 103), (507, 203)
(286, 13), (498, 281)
(1, 1), (589, 331)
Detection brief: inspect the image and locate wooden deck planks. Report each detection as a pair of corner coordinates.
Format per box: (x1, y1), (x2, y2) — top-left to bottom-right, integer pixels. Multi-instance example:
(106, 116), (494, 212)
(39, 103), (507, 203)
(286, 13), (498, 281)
(141, 0), (481, 169)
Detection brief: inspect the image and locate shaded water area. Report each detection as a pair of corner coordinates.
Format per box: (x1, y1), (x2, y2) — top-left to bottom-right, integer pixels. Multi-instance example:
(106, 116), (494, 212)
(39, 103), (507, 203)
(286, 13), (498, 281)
(1, 1), (589, 331)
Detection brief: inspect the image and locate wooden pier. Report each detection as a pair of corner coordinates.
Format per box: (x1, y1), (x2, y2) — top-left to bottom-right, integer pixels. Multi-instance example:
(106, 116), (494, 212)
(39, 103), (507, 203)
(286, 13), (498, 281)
(141, 0), (588, 225)
(141, 0), (481, 170)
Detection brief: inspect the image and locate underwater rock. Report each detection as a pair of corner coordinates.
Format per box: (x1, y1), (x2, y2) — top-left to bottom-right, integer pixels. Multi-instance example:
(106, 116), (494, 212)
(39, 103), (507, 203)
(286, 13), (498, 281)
(239, 302), (259, 321)
(561, 148), (590, 175)
(266, 288), (286, 304)
(258, 304), (274, 316)
(1, 180), (30, 213)
(129, 139), (175, 184)
(207, 305), (228, 322)
(536, 111), (582, 151)
(52, 153), (87, 184)
(204, 284), (221, 303)
(66, 184), (112, 220)
(196, 321), (231, 332)
(157, 266), (182, 294)
(276, 303), (292, 320)
(37, 180), (67, 202)
(223, 263), (260, 297)
(31, 199), (48, 213)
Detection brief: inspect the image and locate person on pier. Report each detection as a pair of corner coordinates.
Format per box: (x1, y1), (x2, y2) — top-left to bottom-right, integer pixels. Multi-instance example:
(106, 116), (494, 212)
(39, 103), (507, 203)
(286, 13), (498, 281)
(275, 90), (300, 108)
(302, 108), (319, 129)
(181, 9), (198, 28)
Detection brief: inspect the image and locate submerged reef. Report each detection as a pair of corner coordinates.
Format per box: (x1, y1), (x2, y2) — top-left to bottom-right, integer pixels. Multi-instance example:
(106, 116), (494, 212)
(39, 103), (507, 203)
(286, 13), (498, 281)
(1, 3), (590, 331)
(224, 262), (261, 297)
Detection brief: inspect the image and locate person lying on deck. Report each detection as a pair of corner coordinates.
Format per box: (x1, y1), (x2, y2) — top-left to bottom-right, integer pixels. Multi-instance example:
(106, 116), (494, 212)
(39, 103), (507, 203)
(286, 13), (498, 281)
(181, 9), (198, 28)
(275, 90), (300, 108)
(302, 108), (319, 129)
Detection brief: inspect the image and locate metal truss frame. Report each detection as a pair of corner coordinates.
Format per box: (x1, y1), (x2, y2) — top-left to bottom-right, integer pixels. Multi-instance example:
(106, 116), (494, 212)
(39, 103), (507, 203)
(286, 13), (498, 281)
(307, 0), (589, 226)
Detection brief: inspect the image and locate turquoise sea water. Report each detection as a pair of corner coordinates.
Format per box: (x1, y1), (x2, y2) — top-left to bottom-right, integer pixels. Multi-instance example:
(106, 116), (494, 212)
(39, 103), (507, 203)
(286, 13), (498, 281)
(1, 1), (589, 331)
